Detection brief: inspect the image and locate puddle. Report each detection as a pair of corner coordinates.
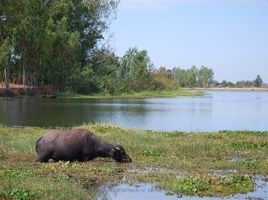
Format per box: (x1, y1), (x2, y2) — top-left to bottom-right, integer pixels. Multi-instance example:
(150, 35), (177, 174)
(96, 183), (182, 200)
(211, 169), (238, 176)
(127, 167), (184, 177)
(229, 154), (245, 162)
(95, 176), (268, 200)
(230, 176), (268, 200)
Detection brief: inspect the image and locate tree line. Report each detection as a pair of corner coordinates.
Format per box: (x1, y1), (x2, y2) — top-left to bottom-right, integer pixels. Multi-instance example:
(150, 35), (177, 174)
(0, 0), (120, 93)
(168, 66), (264, 88)
(0, 1), (265, 95)
(215, 75), (263, 88)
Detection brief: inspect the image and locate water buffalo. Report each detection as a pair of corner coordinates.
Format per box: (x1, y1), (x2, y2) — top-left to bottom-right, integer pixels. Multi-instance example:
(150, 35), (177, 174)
(35, 129), (132, 163)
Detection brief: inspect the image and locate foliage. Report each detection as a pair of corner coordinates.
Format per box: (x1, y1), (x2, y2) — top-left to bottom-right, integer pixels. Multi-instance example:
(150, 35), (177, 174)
(69, 64), (98, 94)
(0, 1), (265, 94)
(173, 65), (214, 88)
(198, 66), (214, 87)
(254, 75), (263, 87)
(151, 67), (178, 90)
(227, 141), (268, 150)
(0, 0), (119, 91)
(172, 176), (211, 194)
(1, 1), (177, 94)
(4, 188), (36, 200)
(90, 48), (121, 94)
(119, 48), (154, 92)
(216, 75), (264, 88)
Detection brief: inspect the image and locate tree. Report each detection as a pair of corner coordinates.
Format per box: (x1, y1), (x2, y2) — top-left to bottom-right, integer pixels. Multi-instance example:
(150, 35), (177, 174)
(221, 80), (234, 87)
(89, 47), (120, 94)
(173, 66), (214, 88)
(0, 0), (25, 89)
(173, 68), (188, 87)
(152, 67), (177, 90)
(12, 0), (49, 90)
(0, 40), (12, 88)
(254, 75), (263, 87)
(187, 66), (198, 87)
(0, 0), (119, 92)
(197, 66), (214, 88)
(120, 48), (154, 92)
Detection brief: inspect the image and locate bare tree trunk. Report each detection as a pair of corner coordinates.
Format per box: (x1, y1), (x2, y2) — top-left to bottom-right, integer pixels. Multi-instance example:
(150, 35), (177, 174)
(18, 65), (21, 87)
(23, 65), (26, 91)
(4, 67), (9, 89)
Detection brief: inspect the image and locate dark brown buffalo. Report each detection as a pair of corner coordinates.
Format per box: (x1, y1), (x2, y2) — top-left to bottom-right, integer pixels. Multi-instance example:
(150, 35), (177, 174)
(35, 129), (132, 163)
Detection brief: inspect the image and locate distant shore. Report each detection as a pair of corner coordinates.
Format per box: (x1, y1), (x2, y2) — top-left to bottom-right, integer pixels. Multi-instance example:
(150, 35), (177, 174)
(1, 87), (267, 98)
(0, 88), (203, 98)
(58, 89), (204, 99)
(195, 87), (268, 91)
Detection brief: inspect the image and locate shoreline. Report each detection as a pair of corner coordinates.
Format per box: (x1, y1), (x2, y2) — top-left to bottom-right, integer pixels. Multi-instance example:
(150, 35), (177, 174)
(58, 89), (203, 99)
(0, 88), (204, 98)
(196, 87), (268, 91)
(1, 87), (267, 99)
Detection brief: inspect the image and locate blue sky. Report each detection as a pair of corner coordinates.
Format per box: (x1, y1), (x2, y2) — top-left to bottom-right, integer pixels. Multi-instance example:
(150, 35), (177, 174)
(108, 0), (268, 83)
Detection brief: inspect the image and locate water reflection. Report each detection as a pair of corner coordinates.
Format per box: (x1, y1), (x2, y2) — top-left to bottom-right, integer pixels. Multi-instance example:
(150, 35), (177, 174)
(96, 176), (268, 200)
(0, 91), (268, 131)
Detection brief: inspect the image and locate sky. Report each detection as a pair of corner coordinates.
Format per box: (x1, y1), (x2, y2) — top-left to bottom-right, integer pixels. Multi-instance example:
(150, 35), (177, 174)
(107, 0), (268, 83)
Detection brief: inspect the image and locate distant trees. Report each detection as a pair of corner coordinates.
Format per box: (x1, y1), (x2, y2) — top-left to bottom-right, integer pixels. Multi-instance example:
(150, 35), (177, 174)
(173, 67), (194, 87)
(152, 67), (178, 90)
(215, 75), (264, 88)
(198, 66), (214, 87)
(235, 80), (256, 88)
(173, 66), (214, 88)
(70, 47), (157, 94)
(218, 80), (234, 87)
(254, 75), (263, 87)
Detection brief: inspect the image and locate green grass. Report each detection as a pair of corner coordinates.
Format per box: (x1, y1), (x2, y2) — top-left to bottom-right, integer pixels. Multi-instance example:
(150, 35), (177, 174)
(58, 89), (203, 99)
(0, 124), (267, 199)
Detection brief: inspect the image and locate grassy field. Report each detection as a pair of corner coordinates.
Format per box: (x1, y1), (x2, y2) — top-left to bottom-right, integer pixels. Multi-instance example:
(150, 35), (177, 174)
(0, 124), (267, 199)
(58, 89), (203, 99)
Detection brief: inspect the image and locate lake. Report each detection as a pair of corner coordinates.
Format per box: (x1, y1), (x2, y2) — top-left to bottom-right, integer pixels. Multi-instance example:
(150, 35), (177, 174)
(0, 90), (267, 132)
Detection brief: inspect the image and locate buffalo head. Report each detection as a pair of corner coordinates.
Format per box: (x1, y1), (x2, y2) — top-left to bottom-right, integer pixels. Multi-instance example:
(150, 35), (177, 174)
(112, 145), (132, 163)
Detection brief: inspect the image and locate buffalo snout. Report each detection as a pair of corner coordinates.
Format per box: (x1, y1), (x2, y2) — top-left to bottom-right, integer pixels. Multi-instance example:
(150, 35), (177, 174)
(113, 145), (132, 163)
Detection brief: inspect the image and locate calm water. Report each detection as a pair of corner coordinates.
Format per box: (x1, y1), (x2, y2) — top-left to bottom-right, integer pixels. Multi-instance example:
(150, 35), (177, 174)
(0, 91), (268, 131)
(96, 177), (268, 200)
